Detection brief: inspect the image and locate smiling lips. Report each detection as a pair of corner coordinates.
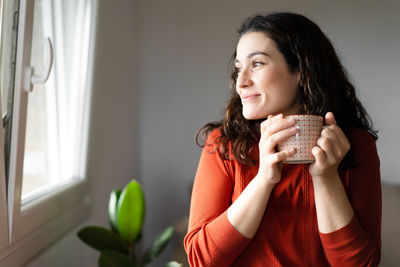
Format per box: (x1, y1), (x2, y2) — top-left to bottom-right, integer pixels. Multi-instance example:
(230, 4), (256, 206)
(241, 93), (261, 102)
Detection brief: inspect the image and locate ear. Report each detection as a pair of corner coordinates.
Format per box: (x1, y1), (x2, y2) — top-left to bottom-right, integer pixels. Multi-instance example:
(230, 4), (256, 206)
(296, 71), (302, 87)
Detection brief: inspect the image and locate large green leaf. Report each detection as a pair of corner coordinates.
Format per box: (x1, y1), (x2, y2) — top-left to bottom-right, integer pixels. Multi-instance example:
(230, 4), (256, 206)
(77, 226), (129, 254)
(109, 189), (122, 233)
(99, 250), (138, 267)
(141, 226), (174, 265)
(117, 180), (145, 243)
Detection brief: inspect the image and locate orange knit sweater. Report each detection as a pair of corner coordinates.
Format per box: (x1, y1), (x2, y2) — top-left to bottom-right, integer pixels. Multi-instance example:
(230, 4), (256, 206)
(184, 128), (381, 266)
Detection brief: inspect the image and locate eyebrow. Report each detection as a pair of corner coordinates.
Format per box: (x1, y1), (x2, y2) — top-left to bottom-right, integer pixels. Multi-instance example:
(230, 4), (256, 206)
(234, 51), (270, 64)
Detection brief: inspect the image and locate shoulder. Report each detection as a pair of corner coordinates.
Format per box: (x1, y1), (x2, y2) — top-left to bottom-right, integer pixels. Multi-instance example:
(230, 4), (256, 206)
(207, 128), (223, 142)
(204, 129), (237, 161)
(347, 128), (378, 161)
(205, 128), (233, 149)
(199, 128), (237, 179)
(198, 128), (223, 156)
(347, 128), (376, 147)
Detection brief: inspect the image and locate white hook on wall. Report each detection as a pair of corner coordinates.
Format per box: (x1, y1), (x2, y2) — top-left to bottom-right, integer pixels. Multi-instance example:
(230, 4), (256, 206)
(24, 37), (54, 92)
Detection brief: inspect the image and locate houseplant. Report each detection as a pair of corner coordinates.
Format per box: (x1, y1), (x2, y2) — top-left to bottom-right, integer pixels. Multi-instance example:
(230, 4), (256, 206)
(77, 180), (180, 266)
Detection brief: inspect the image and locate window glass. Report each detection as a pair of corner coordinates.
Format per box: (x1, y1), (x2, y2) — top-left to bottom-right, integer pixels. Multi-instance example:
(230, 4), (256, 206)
(0, 0), (94, 261)
(21, 0), (52, 198)
(21, 0), (92, 202)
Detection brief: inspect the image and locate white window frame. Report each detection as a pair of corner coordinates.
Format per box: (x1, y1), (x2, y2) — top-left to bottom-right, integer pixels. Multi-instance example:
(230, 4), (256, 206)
(0, 0), (97, 265)
(0, 105), (7, 250)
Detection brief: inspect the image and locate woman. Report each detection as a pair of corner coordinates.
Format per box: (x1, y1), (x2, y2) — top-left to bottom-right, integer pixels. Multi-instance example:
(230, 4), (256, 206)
(184, 12), (381, 266)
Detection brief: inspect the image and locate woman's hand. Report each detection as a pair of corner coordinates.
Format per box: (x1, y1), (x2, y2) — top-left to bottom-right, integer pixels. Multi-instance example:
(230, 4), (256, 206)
(227, 113), (297, 239)
(258, 114), (298, 184)
(309, 112), (354, 234)
(309, 112), (350, 179)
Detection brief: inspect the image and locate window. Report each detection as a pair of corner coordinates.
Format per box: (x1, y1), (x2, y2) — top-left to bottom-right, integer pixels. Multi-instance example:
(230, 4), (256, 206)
(0, 0), (97, 265)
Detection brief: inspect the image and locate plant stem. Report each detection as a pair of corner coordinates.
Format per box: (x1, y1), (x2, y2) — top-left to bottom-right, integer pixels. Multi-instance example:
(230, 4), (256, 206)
(128, 243), (140, 266)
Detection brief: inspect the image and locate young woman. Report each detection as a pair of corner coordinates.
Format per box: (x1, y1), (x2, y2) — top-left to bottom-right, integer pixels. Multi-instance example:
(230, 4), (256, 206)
(184, 12), (381, 266)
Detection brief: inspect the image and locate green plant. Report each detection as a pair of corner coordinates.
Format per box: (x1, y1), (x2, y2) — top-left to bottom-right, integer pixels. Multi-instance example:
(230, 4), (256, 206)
(78, 180), (180, 267)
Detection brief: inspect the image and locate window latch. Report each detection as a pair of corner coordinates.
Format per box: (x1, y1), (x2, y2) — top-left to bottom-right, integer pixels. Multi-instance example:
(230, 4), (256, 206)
(24, 37), (54, 92)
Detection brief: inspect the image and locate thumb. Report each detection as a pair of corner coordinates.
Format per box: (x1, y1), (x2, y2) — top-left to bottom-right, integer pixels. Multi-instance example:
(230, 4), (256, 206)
(325, 112), (337, 126)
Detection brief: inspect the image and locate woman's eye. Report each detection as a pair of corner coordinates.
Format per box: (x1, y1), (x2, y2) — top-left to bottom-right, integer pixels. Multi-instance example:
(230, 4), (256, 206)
(252, 61), (264, 67)
(234, 66), (242, 73)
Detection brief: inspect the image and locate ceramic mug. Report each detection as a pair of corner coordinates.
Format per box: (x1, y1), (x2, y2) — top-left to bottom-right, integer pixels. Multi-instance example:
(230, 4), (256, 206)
(277, 114), (324, 164)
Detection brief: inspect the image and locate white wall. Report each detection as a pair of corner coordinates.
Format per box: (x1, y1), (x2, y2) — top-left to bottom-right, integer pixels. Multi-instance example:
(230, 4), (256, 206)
(26, 0), (399, 266)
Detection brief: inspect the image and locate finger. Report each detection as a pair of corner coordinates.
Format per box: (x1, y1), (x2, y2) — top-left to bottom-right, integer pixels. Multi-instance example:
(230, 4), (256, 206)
(324, 112), (337, 126)
(323, 125), (350, 152)
(262, 116), (296, 137)
(264, 113), (283, 127)
(261, 114), (281, 131)
(264, 125), (298, 149)
(316, 136), (339, 164)
(271, 148), (297, 163)
(312, 146), (327, 165)
(270, 113), (283, 122)
(260, 115), (274, 132)
(320, 127), (343, 154)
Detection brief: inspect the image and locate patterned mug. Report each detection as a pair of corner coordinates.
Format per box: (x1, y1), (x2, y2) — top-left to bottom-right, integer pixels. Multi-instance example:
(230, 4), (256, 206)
(277, 114), (324, 164)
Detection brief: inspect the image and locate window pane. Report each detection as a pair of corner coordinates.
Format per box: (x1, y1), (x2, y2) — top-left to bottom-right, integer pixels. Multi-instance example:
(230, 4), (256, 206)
(21, 0), (51, 197)
(21, 0), (92, 201)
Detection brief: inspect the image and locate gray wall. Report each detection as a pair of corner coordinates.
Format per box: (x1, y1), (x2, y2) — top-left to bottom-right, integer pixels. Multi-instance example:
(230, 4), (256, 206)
(28, 0), (399, 266)
(138, 0), (400, 266)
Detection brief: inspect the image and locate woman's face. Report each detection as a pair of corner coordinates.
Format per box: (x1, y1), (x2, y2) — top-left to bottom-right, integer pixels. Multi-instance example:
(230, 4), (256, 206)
(235, 31), (300, 120)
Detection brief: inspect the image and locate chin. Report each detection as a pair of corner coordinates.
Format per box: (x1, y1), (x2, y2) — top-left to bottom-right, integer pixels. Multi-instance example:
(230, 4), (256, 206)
(242, 111), (267, 120)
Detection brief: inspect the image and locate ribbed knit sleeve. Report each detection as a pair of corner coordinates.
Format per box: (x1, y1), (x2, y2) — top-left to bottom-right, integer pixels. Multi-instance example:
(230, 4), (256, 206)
(320, 130), (381, 266)
(184, 130), (251, 266)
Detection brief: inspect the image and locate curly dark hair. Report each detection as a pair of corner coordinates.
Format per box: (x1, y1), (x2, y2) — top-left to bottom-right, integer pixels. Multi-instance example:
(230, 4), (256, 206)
(196, 12), (377, 169)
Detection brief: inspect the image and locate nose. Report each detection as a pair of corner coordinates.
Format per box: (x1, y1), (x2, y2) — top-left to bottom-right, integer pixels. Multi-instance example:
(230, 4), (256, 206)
(236, 68), (252, 89)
